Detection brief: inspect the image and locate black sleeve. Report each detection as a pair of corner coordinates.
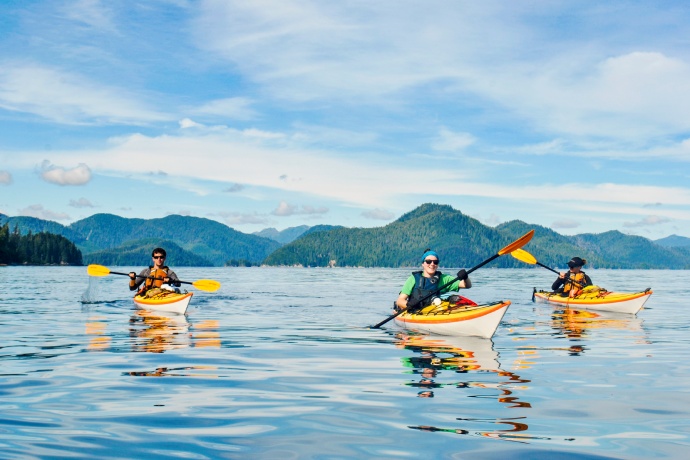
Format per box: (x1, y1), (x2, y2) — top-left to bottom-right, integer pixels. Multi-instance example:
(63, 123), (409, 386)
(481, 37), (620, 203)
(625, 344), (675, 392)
(583, 274), (593, 287)
(552, 277), (564, 291)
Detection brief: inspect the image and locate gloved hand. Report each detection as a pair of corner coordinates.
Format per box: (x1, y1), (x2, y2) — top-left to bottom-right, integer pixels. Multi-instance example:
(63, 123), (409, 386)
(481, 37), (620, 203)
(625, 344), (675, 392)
(457, 269), (468, 281)
(129, 272), (136, 280)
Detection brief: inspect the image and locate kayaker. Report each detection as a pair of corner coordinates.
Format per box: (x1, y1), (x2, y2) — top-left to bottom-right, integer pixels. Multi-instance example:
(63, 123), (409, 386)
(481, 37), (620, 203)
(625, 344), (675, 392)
(396, 249), (471, 312)
(128, 247), (181, 296)
(552, 256), (592, 297)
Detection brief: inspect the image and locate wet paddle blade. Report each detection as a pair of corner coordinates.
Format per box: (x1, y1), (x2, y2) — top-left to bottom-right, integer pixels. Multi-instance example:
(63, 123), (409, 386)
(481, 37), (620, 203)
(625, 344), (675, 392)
(87, 264), (111, 277)
(511, 248), (537, 265)
(192, 279), (221, 292)
(497, 230), (535, 255)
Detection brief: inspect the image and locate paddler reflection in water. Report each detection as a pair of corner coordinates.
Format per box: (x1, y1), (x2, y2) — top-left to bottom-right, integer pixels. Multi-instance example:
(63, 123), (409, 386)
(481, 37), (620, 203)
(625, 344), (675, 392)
(128, 247), (181, 296)
(552, 256), (592, 298)
(396, 249), (471, 312)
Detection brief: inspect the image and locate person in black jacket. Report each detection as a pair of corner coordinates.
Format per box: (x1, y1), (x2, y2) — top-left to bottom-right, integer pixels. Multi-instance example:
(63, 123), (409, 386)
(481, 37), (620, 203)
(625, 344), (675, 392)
(552, 256), (592, 297)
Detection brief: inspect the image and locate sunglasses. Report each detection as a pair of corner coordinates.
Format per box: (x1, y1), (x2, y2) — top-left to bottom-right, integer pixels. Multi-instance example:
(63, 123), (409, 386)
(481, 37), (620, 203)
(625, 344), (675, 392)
(153, 255), (165, 259)
(424, 259), (439, 265)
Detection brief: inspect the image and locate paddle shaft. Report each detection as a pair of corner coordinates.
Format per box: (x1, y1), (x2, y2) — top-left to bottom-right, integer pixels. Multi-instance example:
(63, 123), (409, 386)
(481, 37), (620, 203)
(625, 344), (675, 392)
(370, 253), (500, 329)
(108, 269), (192, 286)
(536, 262), (586, 288)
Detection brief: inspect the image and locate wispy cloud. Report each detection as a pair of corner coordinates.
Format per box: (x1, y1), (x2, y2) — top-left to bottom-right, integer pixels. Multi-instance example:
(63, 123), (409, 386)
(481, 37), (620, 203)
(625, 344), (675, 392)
(69, 197), (95, 208)
(552, 219), (581, 229)
(272, 201), (328, 217)
(362, 208), (395, 220)
(623, 215), (672, 228)
(191, 97), (257, 121)
(0, 170), (12, 185)
(18, 204), (70, 221)
(0, 64), (170, 125)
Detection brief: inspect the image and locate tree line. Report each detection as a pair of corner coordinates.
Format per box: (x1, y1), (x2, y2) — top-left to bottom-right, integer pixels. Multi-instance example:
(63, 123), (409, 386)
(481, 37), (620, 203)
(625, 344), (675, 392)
(0, 224), (83, 265)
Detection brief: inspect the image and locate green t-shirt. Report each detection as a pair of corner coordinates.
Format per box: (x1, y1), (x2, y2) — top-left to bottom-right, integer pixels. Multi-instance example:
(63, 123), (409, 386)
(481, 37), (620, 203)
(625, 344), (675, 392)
(400, 273), (460, 296)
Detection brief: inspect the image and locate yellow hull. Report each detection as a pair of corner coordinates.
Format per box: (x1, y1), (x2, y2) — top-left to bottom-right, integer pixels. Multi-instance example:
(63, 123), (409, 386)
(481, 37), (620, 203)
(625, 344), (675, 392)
(133, 291), (193, 315)
(534, 288), (651, 314)
(395, 299), (510, 338)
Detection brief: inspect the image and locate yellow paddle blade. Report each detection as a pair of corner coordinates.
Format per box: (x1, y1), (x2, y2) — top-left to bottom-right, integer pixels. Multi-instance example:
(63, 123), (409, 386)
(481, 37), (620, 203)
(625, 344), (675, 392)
(511, 248), (537, 264)
(87, 264), (111, 277)
(192, 279), (221, 292)
(498, 230), (535, 255)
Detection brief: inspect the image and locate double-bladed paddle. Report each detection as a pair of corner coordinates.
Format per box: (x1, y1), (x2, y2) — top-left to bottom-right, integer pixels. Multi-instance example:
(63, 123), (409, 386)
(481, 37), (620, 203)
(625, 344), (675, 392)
(86, 264), (221, 292)
(510, 248), (585, 301)
(370, 229), (535, 329)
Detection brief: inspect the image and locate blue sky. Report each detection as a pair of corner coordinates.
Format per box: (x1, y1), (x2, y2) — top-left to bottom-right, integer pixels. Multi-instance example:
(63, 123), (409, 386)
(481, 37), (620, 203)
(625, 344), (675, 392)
(1, 1), (689, 240)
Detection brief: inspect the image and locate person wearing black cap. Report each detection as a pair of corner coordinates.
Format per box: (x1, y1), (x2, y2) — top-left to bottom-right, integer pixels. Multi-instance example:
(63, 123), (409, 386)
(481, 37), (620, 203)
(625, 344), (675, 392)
(552, 257), (592, 297)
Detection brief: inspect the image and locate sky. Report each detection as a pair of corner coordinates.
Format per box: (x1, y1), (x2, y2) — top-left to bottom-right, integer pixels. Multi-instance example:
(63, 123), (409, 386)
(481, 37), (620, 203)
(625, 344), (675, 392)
(1, 0), (689, 240)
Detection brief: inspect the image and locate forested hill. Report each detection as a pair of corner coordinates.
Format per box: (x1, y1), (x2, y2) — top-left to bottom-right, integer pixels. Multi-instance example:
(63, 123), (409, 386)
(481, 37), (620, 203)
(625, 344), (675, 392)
(1, 213), (280, 267)
(264, 204), (690, 268)
(0, 223), (82, 265)
(263, 204), (524, 268)
(2, 205), (689, 268)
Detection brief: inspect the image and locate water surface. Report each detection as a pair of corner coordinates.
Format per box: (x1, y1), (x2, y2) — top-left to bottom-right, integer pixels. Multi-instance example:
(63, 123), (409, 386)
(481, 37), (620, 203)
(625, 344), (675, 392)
(1, 267), (688, 459)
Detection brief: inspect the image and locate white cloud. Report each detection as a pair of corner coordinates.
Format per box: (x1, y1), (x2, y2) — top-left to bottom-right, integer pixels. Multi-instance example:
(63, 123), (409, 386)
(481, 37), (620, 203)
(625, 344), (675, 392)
(623, 215), (671, 228)
(552, 219), (581, 229)
(0, 170), (12, 185)
(39, 160), (92, 186)
(192, 97), (257, 120)
(272, 201), (328, 217)
(432, 128), (476, 152)
(214, 211), (271, 226)
(0, 64), (170, 125)
(69, 197), (95, 208)
(223, 183), (245, 193)
(18, 204), (70, 221)
(193, 2), (690, 146)
(61, 0), (117, 32)
(362, 208), (395, 220)
(180, 118), (203, 129)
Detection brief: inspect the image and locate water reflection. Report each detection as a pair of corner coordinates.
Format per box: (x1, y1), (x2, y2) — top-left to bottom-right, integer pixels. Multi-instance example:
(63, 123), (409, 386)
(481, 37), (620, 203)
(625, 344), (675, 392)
(85, 316), (111, 351)
(551, 307), (647, 349)
(552, 308), (644, 335)
(129, 310), (191, 353)
(396, 333), (537, 440)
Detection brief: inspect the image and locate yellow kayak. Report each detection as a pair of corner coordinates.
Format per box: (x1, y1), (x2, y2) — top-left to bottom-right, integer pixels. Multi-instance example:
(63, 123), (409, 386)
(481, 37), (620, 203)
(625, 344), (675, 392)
(533, 286), (652, 314)
(394, 295), (510, 338)
(133, 290), (193, 315)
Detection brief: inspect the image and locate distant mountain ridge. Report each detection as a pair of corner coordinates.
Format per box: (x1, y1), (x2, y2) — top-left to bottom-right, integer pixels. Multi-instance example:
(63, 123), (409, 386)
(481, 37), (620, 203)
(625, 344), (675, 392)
(253, 224), (343, 244)
(1, 213), (280, 267)
(655, 234), (690, 248)
(2, 205), (689, 268)
(263, 204), (690, 268)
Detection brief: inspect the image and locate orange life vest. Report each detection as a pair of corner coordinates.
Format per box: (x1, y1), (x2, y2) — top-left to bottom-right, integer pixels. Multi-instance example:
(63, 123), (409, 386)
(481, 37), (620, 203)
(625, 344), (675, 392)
(564, 272), (587, 297)
(144, 267), (169, 290)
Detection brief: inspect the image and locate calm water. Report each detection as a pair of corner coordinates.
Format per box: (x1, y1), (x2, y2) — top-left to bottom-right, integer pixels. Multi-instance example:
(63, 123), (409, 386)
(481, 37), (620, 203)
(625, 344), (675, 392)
(1, 266), (689, 459)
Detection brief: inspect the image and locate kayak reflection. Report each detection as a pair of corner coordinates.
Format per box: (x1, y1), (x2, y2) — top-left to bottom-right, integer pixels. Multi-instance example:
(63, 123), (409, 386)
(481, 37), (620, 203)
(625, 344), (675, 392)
(129, 310), (191, 353)
(550, 308), (647, 354)
(397, 333), (540, 441)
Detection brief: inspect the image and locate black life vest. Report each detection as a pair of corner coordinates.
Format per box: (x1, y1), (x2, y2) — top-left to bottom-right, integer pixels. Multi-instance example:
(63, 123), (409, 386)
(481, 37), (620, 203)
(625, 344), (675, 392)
(409, 270), (443, 309)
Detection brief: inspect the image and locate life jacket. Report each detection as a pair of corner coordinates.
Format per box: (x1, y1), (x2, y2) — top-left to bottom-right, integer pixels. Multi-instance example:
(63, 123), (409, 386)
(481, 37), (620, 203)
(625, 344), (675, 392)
(409, 271), (443, 309)
(563, 271), (587, 297)
(144, 266), (169, 290)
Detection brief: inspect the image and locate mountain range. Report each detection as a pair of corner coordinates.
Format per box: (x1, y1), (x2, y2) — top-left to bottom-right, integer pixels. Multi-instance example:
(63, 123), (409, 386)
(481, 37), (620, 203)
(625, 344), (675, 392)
(2, 203), (689, 268)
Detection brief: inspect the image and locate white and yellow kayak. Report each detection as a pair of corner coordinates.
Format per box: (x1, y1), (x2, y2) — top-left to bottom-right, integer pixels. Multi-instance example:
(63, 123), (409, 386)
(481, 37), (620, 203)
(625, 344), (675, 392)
(394, 295), (510, 339)
(533, 286), (652, 315)
(133, 290), (193, 315)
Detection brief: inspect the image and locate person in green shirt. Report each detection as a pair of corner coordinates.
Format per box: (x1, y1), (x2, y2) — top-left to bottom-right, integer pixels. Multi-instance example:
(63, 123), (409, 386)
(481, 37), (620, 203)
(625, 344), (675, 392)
(396, 249), (471, 312)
